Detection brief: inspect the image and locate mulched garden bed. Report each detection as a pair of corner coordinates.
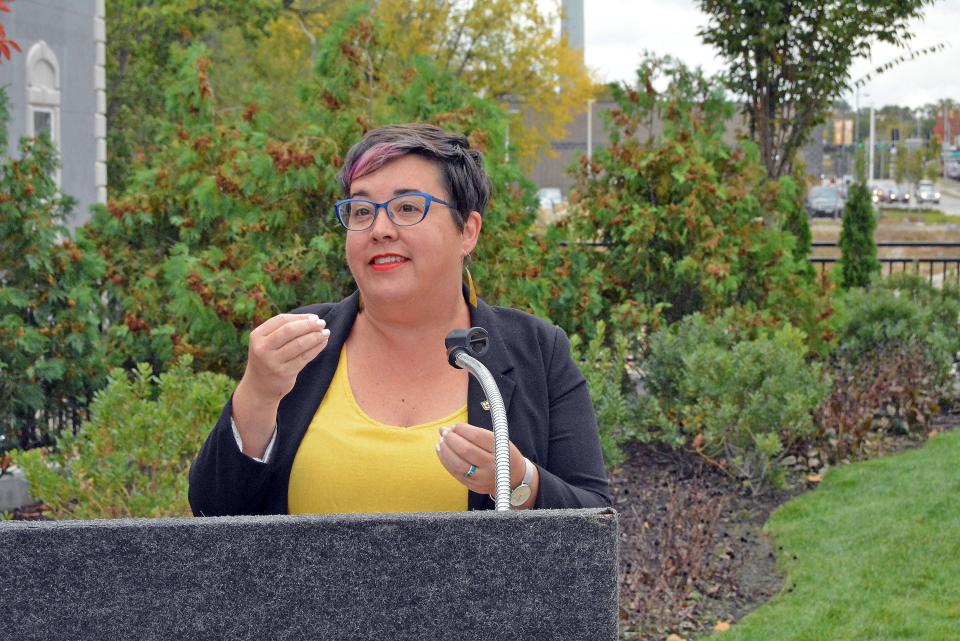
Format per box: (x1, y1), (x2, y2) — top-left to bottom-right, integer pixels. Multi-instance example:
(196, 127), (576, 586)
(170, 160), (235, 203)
(612, 440), (799, 640)
(613, 409), (960, 641)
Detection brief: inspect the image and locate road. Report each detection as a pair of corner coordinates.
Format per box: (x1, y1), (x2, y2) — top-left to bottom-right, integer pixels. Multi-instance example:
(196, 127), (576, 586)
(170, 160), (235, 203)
(860, 180), (960, 217)
(937, 181), (960, 216)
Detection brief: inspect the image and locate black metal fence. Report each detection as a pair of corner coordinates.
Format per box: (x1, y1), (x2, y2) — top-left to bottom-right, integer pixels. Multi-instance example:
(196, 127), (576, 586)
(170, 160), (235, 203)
(810, 242), (960, 287)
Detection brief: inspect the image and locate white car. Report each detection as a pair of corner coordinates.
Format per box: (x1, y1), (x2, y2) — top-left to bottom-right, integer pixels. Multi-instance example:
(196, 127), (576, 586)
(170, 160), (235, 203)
(915, 180), (941, 205)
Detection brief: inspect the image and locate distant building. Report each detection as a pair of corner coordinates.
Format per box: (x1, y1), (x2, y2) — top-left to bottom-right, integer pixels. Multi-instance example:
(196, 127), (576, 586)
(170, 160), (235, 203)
(0, 0), (106, 228)
(561, 0), (584, 59)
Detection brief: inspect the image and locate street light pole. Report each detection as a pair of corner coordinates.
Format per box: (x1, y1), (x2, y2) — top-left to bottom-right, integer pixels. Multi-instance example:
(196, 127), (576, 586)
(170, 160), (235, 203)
(587, 98), (595, 170)
(869, 104), (876, 182)
(855, 87), (870, 182)
(854, 84), (860, 147)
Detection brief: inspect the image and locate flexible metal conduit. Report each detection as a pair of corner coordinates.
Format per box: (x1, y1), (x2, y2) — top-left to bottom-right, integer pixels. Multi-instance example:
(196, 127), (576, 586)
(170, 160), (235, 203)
(453, 351), (512, 511)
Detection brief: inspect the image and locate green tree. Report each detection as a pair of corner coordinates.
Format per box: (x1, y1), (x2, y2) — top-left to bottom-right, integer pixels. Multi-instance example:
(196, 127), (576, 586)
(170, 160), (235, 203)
(780, 164), (813, 264)
(893, 146), (908, 186)
(0, 89), (108, 453)
(698, 0), (938, 178)
(106, 0), (279, 192)
(838, 182), (880, 289)
(204, 1), (343, 138)
(903, 147), (927, 188)
(558, 56), (826, 344)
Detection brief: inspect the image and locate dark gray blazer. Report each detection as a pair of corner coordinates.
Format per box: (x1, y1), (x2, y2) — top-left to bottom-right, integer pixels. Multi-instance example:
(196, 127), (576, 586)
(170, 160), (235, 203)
(188, 290), (612, 516)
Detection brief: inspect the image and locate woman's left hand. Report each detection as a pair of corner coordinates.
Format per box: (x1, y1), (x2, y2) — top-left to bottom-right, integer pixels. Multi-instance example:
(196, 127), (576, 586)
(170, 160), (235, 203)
(435, 423), (537, 508)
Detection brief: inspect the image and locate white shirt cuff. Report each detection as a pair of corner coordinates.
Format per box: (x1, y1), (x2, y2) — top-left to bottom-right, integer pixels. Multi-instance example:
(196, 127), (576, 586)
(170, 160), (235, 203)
(230, 415), (277, 464)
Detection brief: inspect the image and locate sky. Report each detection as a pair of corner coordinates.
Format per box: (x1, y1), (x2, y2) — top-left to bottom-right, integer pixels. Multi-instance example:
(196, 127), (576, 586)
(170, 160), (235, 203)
(578, 0), (960, 110)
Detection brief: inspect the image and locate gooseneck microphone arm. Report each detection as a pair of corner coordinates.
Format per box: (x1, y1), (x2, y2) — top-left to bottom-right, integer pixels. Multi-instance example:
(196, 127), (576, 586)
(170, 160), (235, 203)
(445, 328), (512, 511)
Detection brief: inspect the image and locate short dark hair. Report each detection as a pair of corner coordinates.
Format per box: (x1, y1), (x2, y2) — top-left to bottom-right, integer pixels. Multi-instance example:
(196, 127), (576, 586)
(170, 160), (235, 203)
(339, 123), (491, 230)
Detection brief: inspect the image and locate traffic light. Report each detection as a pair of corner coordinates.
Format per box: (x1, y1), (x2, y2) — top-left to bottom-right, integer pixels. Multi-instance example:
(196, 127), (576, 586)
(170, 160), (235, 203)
(891, 127), (900, 141)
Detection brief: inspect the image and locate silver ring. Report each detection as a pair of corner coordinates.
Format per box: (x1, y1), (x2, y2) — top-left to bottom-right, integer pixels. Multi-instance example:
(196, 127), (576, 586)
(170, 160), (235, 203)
(464, 464), (478, 478)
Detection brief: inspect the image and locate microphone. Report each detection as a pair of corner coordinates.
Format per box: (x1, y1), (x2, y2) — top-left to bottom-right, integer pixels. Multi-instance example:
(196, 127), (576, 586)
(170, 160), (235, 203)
(445, 328), (512, 511)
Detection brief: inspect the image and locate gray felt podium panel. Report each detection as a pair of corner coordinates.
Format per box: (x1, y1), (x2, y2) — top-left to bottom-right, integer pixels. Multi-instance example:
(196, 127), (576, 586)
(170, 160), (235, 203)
(1, 508), (618, 641)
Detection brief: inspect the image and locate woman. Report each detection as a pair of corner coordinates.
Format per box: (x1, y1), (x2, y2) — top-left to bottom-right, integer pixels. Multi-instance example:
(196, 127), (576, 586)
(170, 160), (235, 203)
(188, 123), (611, 516)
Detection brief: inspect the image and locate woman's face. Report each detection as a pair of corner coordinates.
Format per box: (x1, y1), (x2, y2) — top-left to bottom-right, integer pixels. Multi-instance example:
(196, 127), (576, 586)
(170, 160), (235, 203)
(344, 154), (481, 307)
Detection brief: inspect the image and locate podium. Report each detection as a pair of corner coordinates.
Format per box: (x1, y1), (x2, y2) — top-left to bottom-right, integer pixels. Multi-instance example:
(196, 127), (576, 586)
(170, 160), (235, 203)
(1, 508), (618, 640)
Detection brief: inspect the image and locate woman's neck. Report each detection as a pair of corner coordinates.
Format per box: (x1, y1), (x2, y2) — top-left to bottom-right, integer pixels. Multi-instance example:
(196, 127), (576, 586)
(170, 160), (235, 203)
(354, 281), (471, 353)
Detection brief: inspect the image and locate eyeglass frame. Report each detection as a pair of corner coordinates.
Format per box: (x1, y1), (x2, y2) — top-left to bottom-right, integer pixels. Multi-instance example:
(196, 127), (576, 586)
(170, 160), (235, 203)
(333, 191), (453, 231)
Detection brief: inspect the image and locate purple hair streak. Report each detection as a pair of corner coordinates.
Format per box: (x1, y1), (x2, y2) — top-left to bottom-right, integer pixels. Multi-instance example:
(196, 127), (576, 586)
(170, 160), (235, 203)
(345, 143), (406, 192)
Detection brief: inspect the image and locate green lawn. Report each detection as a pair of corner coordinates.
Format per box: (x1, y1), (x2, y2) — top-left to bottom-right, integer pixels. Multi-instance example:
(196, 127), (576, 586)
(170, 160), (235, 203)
(878, 208), (957, 225)
(712, 430), (960, 641)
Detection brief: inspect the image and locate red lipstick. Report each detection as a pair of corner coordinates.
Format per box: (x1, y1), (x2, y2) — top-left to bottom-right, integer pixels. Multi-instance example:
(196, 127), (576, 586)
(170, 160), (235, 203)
(369, 253), (409, 272)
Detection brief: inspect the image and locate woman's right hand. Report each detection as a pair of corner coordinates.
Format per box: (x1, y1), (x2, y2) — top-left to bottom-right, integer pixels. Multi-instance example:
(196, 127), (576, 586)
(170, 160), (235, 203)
(240, 313), (331, 402)
(231, 314), (330, 458)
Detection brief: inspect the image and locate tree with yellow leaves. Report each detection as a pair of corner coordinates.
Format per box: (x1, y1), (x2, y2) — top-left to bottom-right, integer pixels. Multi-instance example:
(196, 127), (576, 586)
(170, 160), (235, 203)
(374, 0), (596, 165)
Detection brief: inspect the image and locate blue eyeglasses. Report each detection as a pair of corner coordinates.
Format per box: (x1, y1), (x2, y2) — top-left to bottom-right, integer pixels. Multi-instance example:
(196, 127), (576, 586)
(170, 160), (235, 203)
(334, 192), (452, 231)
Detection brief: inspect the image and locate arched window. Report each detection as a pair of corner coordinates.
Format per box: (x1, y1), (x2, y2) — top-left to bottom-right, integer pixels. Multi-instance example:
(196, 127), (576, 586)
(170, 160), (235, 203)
(25, 40), (61, 185)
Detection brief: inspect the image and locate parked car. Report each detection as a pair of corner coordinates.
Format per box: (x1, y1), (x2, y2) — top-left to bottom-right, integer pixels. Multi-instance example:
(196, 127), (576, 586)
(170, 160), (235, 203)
(915, 180), (941, 204)
(806, 184), (843, 219)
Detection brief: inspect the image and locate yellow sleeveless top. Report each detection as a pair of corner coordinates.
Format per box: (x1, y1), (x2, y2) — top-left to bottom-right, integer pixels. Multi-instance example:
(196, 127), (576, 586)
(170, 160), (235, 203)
(287, 348), (469, 514)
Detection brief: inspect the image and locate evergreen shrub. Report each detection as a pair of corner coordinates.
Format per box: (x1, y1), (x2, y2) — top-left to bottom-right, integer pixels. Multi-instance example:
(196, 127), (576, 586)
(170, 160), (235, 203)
(817, 275), (960, 458)
(569, 320), (638, 468)
(778, 164), (813, 269)
(833, 274), (960, 376)
(838, 182), (880, 289)
(643, 312), (830, 491)
(13, 356), (234, 519)
(559, 56), (828, 346)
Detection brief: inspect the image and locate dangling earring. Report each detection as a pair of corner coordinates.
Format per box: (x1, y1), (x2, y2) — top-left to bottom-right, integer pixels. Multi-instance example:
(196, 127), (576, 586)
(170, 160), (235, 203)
(464, 267), (478, 308)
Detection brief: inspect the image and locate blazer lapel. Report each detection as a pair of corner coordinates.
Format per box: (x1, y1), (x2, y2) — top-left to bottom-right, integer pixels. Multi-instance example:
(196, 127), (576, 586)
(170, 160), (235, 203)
(466, 297), (516, 429)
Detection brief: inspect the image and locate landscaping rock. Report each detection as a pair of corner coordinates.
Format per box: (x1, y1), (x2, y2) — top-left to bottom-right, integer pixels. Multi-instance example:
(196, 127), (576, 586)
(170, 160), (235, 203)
(0, 467), (32, 513)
